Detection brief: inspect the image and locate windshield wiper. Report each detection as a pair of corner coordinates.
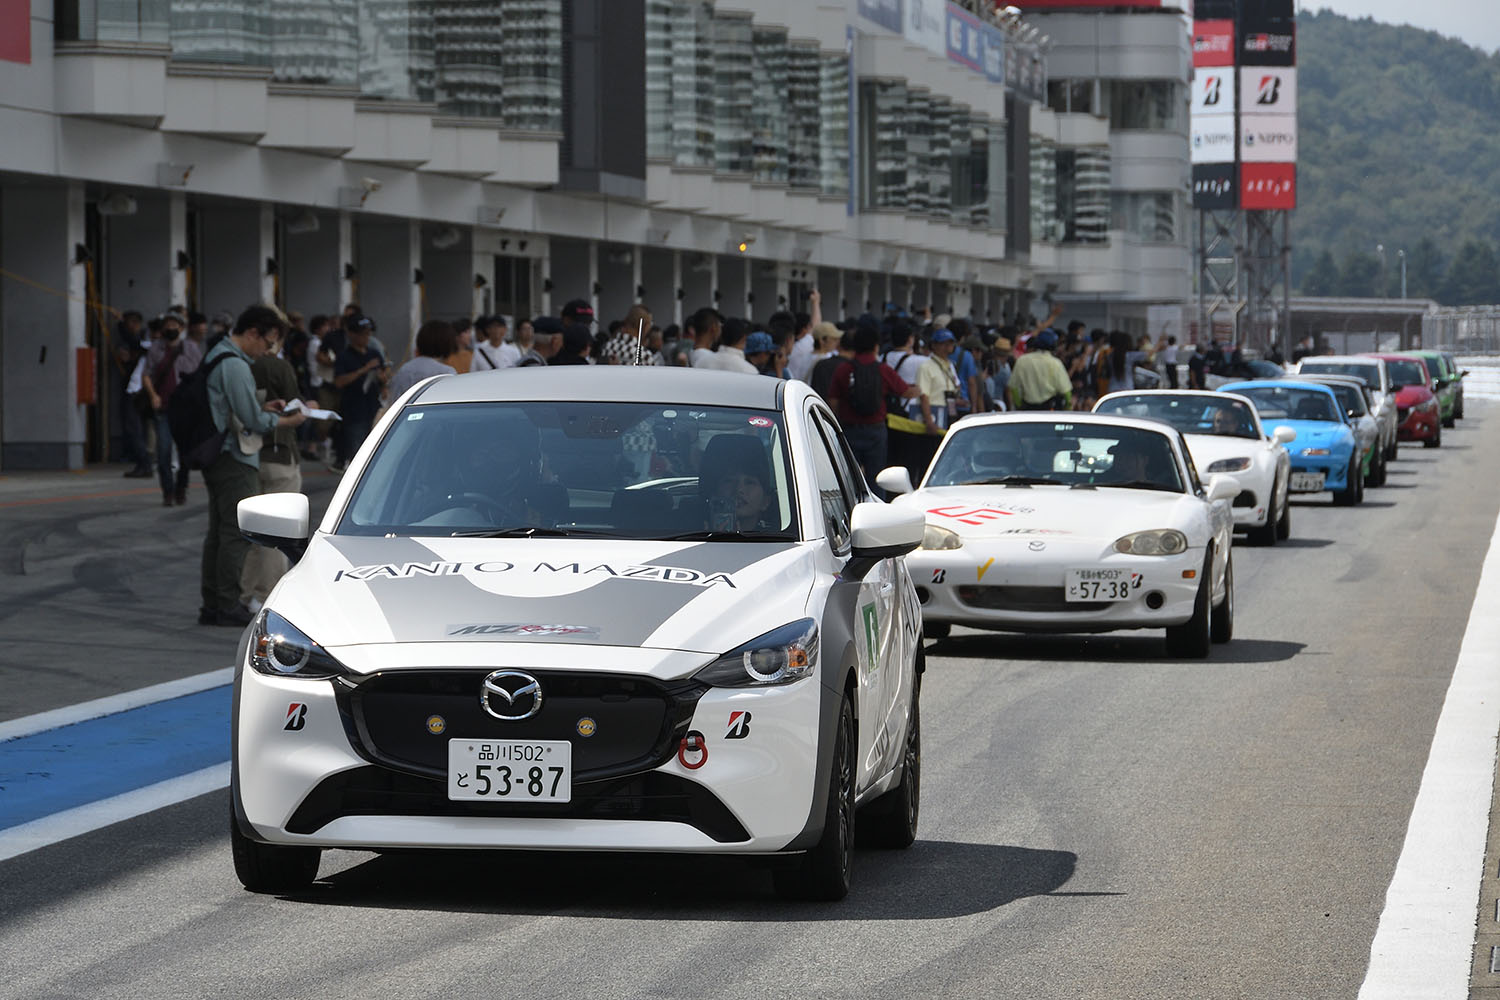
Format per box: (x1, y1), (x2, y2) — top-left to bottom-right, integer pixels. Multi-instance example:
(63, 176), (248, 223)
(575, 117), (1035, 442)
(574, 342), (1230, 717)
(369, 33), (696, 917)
(959, 476), (1065, 487)
(449, 526), (616, 538)
(1098, 480), (1179, 493)
(650, 530), (793, 542)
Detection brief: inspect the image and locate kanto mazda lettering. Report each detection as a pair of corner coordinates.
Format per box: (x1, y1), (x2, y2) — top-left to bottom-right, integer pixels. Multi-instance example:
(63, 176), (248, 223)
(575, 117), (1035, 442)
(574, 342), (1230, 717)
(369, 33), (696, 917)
(335, 560), (737, 588)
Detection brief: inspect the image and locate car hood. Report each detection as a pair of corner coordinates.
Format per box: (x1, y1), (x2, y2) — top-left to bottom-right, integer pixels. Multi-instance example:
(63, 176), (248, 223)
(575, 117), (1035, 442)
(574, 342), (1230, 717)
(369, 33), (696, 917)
(1183, 433), (1272, 469)
(1280, 421), (1352, 450)
(270, 534), (815, 656)
(1394, 386), (1434, 407)
(895, 485), (1205, 542)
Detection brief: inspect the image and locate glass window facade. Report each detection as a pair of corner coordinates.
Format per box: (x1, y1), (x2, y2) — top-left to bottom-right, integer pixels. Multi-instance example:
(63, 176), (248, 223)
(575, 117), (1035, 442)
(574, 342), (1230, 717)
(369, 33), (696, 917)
(1113, 191), (1181, 243)
(786, 41), (820, 190)
(170, 0), (271, 67)
(669, 1), (715, 168)
(644, 0), (673, 159)
(1030, 138), (1059, 243)
(497, 0), (560, 130)
(1046, 78), (1098, 116)
(272, 0), (357, 87)
(357, 0), (432, 101)
(1106, 80), (1185, 131)
(713, 14), (753, 174)
(1054, 147), (1110, 244)
(817, 52), (850, 198)
(57, 0), (171, 43)
(750, 27), (789, 185)
(432, 0), (504, 115)
(860, 79), (907, 211)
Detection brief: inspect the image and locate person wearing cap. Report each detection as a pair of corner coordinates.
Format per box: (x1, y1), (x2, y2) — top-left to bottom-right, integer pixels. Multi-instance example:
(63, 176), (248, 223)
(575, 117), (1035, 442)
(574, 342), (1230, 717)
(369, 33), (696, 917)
(829, 324), (916, 488)
(520, 316), (561, 366)
(915, 329), (964, 435)
(332, 313), (389, 470)
(472, 314), (517, 371)
(986, 336), (1014, 411)
(552, 322), (594, 366)
(1008, 328), (1072, 411)
(561, 298), (596, 329)
(744, 330), (778, 375)
(142, 309), (203, 504)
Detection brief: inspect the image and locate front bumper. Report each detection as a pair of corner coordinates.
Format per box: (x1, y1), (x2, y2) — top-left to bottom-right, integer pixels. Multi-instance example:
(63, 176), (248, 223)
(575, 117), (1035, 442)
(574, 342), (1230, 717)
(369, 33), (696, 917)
(1397, 407), (1439, 441)
(234, 663), (822, 853)
(1288, 454), (1350, 492)
(908, 542), (1204, 633)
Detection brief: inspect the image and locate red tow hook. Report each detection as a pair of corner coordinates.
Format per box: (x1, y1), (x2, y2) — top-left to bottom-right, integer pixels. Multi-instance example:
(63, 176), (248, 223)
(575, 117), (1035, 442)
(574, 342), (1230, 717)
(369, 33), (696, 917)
(678, 730), (708, 770)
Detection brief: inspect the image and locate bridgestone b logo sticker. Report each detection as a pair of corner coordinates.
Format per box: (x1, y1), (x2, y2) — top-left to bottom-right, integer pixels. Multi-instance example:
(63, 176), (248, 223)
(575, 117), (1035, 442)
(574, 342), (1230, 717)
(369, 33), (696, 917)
(334, 560), (737, 588)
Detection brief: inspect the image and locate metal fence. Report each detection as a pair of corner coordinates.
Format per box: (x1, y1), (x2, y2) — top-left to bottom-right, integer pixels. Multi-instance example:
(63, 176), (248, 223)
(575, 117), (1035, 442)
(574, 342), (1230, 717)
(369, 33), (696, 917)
(1423, 307), (1500, 353)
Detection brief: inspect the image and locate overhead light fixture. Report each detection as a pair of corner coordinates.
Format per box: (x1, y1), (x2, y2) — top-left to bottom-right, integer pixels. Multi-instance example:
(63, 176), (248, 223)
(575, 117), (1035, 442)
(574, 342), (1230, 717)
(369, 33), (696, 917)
(728, 235), (755, 254)
(285, 210), (320, 235)
(97, 193), (138, 217)
(431, 226), (462, 250)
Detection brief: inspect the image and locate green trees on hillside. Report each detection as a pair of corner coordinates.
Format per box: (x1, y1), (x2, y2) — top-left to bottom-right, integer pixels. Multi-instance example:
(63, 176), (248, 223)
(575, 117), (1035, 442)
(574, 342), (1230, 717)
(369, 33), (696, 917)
(1290, 11), (1500, 304)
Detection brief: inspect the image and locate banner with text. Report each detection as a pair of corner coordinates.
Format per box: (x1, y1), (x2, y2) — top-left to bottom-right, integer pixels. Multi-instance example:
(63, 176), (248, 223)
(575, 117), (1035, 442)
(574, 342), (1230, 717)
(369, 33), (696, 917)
(1193, 164), (1239, 212)
(1241, 162), (1296, 209)
(1192, 19), (1236, 67)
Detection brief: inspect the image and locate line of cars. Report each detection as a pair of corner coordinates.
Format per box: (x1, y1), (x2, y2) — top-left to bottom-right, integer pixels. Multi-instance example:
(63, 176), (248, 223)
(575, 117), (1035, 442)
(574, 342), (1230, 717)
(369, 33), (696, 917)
(223, 353), (1465, 901)
(890, 350), (1467, 661)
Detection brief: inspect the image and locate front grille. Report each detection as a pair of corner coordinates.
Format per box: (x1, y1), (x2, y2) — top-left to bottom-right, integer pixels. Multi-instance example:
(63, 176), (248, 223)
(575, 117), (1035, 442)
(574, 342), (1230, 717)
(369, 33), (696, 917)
(285, 765), (751, 843)
(956, 585), (1109, 613)
(336, 671), (706, 783)
(1232, 489), (1257, 509)
(1397, 407), (1410, 422)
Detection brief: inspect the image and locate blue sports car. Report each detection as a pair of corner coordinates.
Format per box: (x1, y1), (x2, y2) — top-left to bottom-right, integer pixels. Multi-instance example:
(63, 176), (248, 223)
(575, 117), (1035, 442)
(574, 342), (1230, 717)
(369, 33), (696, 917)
(1217, 380), (1363, 506)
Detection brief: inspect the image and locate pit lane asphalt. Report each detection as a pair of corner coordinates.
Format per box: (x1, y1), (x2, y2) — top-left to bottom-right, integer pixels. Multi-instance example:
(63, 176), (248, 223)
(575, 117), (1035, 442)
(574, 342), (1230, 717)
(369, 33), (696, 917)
(1, 413), (1497, 1000)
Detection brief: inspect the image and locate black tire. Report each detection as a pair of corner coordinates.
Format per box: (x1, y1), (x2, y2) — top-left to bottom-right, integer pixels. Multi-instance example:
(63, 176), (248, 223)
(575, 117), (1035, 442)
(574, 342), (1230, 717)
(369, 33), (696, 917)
(1164, 554), (1212, 658)
(921, 620), (950, 640)
(1442, 410), (1455, 428)
(1457, 396), (1465, 420)
(230, 800), (320, 894)
(1210, 553), (1234, 644)
(775, 693), (856, 901)
(1249, 490), (1278, 547)
(1424, 424), (1442, 449)
(1275, 491), (1292, 540)
(1385, 436), (1398, 462)
(863, 681), (920, 849)
(1366, 448), (1386, 488)
(1333, 457), (1362, 506)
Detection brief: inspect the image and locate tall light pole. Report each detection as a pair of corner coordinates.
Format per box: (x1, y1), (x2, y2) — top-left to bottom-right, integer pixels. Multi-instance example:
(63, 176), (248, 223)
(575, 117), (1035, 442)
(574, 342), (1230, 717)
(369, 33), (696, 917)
(1376, 243), (1386, 296)
(1398, 248), (1407, 299)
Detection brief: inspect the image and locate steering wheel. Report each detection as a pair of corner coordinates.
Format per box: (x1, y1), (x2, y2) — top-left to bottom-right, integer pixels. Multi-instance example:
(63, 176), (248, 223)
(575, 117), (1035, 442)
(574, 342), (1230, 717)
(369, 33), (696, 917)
(448, 491), (522, 523)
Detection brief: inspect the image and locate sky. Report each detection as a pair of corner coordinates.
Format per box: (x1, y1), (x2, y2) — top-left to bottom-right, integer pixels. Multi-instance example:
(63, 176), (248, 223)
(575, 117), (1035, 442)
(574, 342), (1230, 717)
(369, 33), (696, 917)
(1302, 0), (1500, 54)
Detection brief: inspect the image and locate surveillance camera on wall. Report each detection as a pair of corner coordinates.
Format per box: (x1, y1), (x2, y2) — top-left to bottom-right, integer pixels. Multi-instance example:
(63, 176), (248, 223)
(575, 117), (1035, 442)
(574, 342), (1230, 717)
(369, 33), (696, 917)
(360, 177), (382, 193)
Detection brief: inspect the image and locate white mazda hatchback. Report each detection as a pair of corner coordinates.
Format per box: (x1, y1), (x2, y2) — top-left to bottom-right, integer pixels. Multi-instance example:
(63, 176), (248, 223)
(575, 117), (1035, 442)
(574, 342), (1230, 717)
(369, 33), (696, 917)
(232, 367), (924, 901)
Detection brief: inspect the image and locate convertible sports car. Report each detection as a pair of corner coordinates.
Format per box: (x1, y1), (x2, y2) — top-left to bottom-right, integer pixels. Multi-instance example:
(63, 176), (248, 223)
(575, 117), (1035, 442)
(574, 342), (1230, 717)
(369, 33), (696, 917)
(1290, 373), (1385, 487)
(880, 412), (1238, 658)
(1295, 355), (1399, 462)
(231, 368), (926, 901)
(1094, 390), (1293, 545)
(1218, 380), (1364, 505)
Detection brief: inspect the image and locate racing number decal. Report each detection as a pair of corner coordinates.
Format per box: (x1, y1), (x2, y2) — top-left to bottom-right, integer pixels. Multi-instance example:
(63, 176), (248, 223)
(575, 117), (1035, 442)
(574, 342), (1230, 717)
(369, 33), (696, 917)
(284, 703), (307, 731)
(862, 603), (879, 672)
(726, 711), (752, 740)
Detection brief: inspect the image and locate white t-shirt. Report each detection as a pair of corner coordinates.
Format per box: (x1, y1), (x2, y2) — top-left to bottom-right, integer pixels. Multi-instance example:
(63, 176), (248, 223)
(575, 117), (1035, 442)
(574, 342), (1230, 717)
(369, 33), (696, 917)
(883, 348), (925, 386)
(785, 334), (815, 382)
(473, 341), (520, 371)
(691, 347), (718, 369)
(705, 346), (758, 374)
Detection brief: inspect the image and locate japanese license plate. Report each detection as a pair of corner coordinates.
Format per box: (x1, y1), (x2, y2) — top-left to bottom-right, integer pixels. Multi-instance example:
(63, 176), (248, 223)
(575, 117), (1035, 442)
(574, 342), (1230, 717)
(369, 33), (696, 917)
(447, 740), (572, 802)
(1289, 471), (1326, 493)
(1066, 568), (1137, 602)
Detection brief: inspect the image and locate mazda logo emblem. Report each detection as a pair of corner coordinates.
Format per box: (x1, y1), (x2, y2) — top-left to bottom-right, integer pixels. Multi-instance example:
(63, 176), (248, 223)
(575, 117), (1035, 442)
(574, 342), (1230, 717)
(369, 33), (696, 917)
(480, 670), (543, 721)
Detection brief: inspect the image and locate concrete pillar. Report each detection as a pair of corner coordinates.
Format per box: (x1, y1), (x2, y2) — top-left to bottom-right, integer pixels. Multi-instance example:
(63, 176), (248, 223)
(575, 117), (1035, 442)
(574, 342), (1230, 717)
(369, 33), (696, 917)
(424, 226), (477, 325)
(1, 181), (87, 469)
(198, 204), (262, 318)
(338, 211), (355, 311)
(282, 210), (340, 318)
(588, 240), (600, 326)
(169, 192), (188, 307)
(548, 238), (591, 320)
(671, 250), (683, 327)
(472, 242), (492, 319)
(817, 267), (841, 322)
(103, 193), (172, 318)
(750, 260), (778, 321)
(407, 220), (422, 358)
(681, 252), (713, 317)
(259, 203), (276, 307)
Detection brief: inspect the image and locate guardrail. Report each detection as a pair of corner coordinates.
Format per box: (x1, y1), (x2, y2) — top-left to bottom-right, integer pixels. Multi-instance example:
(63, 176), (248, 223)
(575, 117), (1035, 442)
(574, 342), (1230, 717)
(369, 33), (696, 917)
(1456, 356), (1500, 399)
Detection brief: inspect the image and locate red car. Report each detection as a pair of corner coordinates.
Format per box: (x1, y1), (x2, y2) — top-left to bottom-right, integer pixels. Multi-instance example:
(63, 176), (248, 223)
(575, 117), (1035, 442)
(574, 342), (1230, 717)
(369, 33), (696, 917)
(1365, 353), (1441, 448)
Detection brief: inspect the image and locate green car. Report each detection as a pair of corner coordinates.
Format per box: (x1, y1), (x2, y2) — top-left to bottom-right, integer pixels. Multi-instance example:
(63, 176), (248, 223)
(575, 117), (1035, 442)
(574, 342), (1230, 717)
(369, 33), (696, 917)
(1440, 351), (1468, 421)
(1399, 350), (1461, 428)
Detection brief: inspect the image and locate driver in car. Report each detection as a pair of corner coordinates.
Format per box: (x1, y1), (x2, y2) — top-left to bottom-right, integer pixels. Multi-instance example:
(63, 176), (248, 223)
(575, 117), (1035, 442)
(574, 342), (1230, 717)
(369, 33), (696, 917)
(1211, 405), (1251, 436)
(699, 434), (776, 532)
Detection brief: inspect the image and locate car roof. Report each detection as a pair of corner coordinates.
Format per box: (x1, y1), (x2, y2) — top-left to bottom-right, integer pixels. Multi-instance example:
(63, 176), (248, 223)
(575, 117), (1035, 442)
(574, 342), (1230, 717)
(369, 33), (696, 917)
(1220, 379), (1339, 398)
(1293, 373), (1368, 388)
(952, 410), (1181, 437)
(409, 366), (789, 409)
(1301, 355), (1381, 369)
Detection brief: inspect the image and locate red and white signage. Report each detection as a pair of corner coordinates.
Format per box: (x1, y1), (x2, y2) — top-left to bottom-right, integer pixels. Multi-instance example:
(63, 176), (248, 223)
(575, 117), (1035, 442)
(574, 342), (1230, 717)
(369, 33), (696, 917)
(1239, 67), (1297, 114)
(1240, 114), (1297, 163)
(1191, 70), (1237, 117)
(0, 0), (30, 65)
(1241, 163), (1297, 210)
(1192, 19), (1236, 67)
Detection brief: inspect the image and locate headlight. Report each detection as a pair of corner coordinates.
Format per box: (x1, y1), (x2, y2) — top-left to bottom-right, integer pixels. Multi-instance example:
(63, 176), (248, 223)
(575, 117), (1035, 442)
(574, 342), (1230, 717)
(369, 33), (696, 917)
(1417, 399), (1438, 412)
(1113, 529), (1188, 556)
(1205, 457), (1251, 473)
(250, 610), (345, 679)
(1301, 448), (1330, 456)
(922, 524), (963, 550)
(694, 619), (818, 687)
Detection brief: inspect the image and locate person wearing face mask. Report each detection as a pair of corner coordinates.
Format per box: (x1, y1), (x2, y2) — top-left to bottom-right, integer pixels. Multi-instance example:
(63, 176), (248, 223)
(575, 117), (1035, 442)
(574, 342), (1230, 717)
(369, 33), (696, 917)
(143, 310), (203, 505)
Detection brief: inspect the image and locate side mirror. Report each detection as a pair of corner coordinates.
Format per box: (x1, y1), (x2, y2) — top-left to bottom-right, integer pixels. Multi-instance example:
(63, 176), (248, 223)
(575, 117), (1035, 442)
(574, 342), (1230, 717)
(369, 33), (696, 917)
(1272, 425), (1296, 444)
(843, 502), (925, 580)
(875, 466), (915, 496)
(239, 492), (311, 562)
(1462, 369), (1471, 378)
(1390, 383), (1405, 390)
(1205, 474), (1241, 502)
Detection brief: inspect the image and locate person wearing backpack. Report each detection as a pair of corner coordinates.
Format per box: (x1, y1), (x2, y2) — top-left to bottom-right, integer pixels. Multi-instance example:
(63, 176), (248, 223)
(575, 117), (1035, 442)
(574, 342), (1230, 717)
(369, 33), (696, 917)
(195, 305), (307, 627)
(142, 310), (202, 505)
(828, 323), (916, 493)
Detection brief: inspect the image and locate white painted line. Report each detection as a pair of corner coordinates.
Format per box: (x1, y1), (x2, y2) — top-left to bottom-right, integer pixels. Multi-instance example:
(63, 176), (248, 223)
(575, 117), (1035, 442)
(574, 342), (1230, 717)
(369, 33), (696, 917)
(0, 668), (234, 743)
(0, 762), (229, 863)
(1358, 503), (1500, 999)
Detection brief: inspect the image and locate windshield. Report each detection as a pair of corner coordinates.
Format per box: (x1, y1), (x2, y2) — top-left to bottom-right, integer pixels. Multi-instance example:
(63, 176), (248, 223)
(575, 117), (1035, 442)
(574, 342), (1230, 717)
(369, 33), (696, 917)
(926, 421), (1184, 493)
(1299, 361), (1379, 389)
(1096, 393), (1260, 440)
(338, 401), (799, 540)
(1386, 360), (1428, 386)
(1233, 385), (1341, 423)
